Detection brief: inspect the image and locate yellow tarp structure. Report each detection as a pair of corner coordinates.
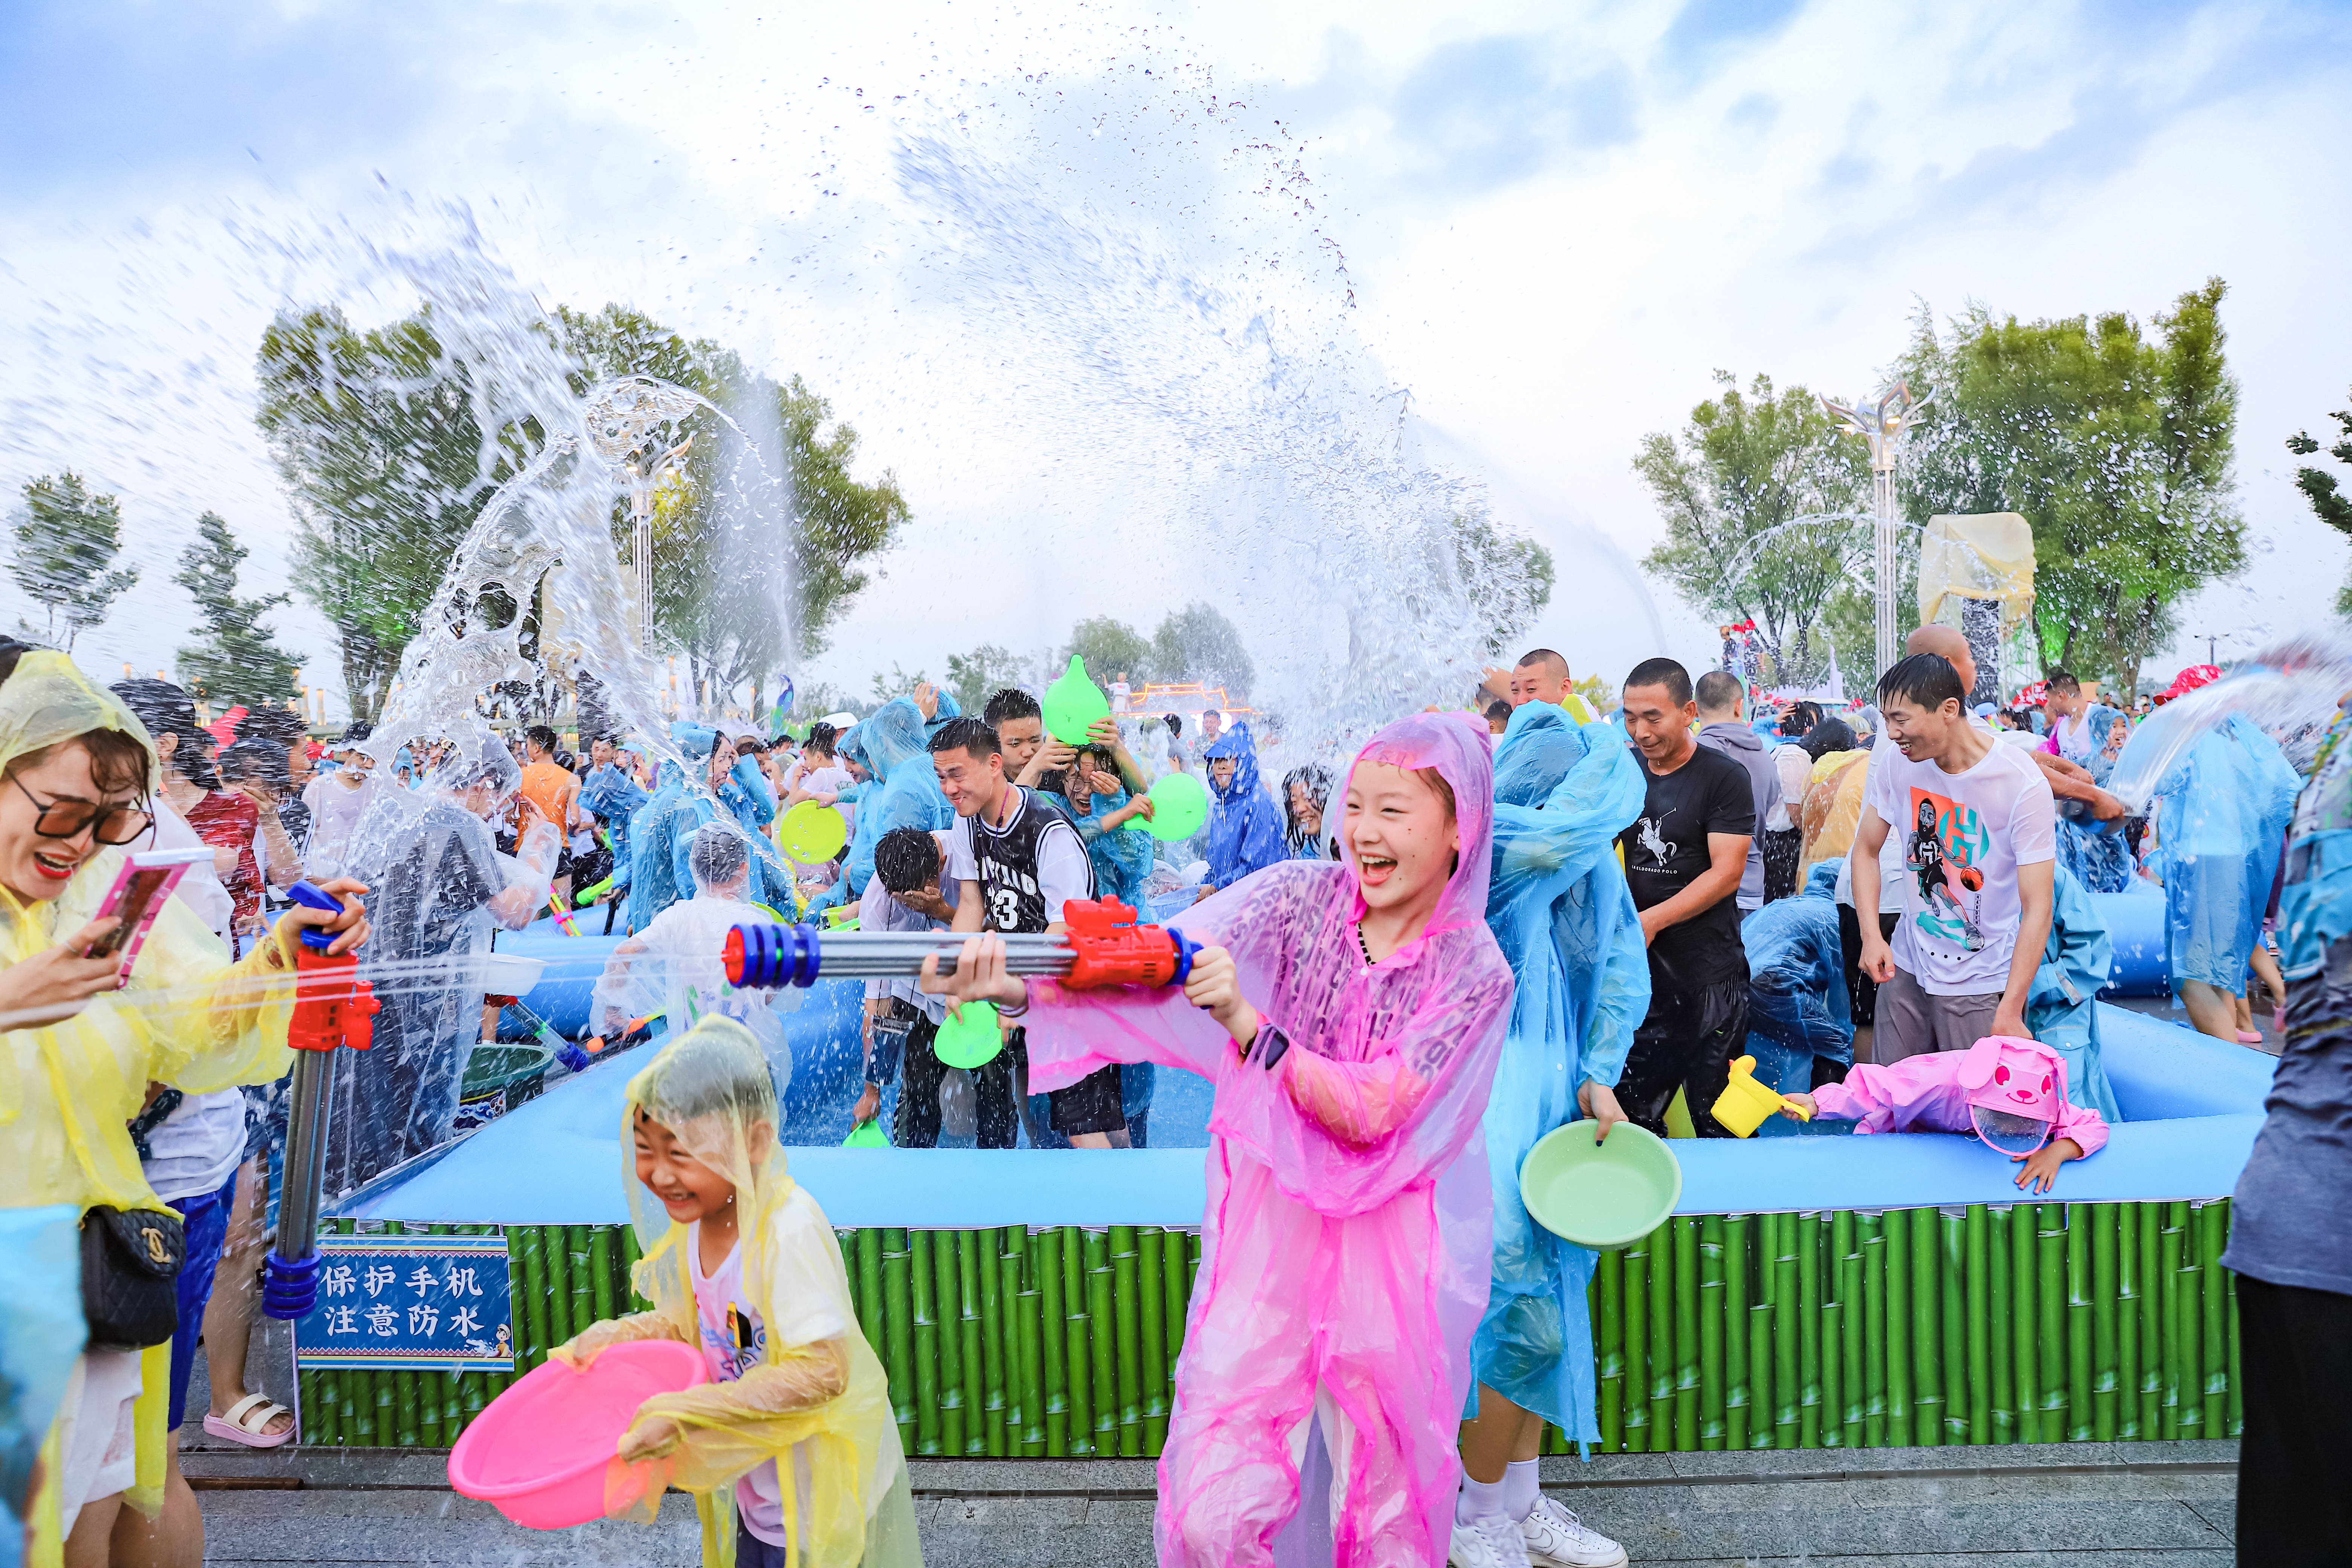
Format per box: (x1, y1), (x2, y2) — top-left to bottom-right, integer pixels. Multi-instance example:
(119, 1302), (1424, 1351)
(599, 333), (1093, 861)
(1918, 512), (2035, 630)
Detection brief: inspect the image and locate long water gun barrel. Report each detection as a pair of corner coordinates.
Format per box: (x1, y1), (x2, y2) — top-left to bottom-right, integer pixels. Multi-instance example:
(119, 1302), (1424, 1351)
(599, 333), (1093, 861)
(723, 896), (1199, 991)
(266, 880), (380, 1321)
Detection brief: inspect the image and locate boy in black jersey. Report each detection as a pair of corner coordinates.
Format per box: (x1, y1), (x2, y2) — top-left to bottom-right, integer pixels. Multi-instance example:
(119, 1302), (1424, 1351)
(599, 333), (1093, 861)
(928, 716), (1130, 1148)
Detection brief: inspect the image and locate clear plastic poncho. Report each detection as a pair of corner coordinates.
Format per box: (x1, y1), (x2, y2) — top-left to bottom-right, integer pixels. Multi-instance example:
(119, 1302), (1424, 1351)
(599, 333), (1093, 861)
(2026, 865), (2121, 1120)
(594, 827), (802, 1066)
(1741, 860), (1854, 1095)
(1473, 701), (1649, 1444)
(627, 761), (691, 932)
(0, 653), (300, 1536)
(552, 1019), (917, 1568)
(1797, 748), (1871, 873)
(808, 690), (962, 914)
(1021, 712), (1514, 1566)
(2150, 715), (2299, 992)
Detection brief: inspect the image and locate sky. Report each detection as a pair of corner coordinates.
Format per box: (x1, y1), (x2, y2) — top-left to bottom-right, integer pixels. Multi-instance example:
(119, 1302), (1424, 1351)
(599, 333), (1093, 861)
(3, 0), (2349, 719)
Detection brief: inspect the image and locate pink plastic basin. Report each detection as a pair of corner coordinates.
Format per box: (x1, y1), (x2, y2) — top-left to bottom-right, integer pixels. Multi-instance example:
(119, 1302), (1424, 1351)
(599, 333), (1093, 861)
(447, 1340), (706, 1529)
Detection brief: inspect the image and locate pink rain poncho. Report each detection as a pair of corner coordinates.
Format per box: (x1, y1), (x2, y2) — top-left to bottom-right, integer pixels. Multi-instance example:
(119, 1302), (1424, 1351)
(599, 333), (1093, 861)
(1022, 713), (1513, 1567)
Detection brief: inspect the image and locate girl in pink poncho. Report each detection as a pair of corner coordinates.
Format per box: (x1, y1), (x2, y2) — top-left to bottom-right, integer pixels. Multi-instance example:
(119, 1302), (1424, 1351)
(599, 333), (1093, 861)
(926, 713), (1513, 1567)
(1782, 1035), (2109, 1194)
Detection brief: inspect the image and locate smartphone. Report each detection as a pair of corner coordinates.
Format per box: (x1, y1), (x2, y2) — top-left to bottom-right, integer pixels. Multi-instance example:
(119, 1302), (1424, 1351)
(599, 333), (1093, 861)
(86, 847), (214, 974)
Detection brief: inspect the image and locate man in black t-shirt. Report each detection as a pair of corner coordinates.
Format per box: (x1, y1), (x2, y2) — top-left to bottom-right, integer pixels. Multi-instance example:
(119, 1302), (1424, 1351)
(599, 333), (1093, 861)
(1616, 658), (1757, 1137)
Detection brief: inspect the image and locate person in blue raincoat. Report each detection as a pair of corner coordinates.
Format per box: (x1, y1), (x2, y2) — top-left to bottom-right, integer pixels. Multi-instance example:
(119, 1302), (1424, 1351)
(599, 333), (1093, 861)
(1201, 722), (1286, 892)
(1740, 860), (1854, 1105)
(625, 758), (690, 933)
(579, 742), (649, 890)
(2027, 863), (2122, 1119)
(808, 686), (962, 914)
(2153, 714), (2300, 1042)
(2054, 706), (2135, 893)
(1458, 700), (1649, 1550)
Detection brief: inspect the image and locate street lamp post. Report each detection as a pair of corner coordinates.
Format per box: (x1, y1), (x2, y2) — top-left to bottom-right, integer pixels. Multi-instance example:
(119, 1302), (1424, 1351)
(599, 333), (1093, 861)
(624, 433), (694, 652)
(1823, 382), (1925, 680)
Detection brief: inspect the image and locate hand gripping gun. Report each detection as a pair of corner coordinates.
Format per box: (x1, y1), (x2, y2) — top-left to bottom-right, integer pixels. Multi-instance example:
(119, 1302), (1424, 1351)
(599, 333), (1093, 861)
(722, 896), (1202, 992)
(265, 880), (381, 1320)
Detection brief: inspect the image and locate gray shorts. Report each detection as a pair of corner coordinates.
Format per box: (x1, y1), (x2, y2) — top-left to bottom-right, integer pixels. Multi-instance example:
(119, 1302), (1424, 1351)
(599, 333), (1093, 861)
(1873, 966), (2002, 1064)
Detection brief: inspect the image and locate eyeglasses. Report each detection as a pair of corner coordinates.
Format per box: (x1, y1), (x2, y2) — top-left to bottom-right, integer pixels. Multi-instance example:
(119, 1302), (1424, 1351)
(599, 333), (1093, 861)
(9, 775), (155, 845)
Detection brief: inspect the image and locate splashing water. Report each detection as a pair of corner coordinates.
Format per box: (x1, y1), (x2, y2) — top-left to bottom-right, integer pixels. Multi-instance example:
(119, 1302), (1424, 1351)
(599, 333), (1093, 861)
(2108, 629), (2352, 811)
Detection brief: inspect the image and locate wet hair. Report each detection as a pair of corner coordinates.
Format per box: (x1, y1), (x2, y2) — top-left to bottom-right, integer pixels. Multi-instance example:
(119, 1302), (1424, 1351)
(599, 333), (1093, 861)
(688, 823), (749, 890)
(928, 716), (1001, 761)
(2046, 669), (2081, 696)
(1623, 657), (1693, 708)
(1694, 670), (1744, 713)
(804, 722), (838, 758)
(1782, 700), (1822, 737)
(983, 688), (1040, 729)
(1164, 714), (1182, 739)
(1202, 708), (1222, 723)
(0, 637), (37, 687)
(874, 824), (942, 894)
(524, 724), (559, 754)
(236, 706), (308, 746)
(1878, 653), (1966, 714)
(1483, 699), (1511, 727)
(340, 720), (374, 747)
(1516, 647), (1569, 678)
(218, 737), (291, 786)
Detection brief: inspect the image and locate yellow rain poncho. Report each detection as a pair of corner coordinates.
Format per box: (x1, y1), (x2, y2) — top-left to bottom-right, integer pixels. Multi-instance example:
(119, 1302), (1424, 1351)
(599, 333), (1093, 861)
(1798, 747), (1871, 873)
(1, 653), (298, 1559)
(552, 1018), (919, 1568)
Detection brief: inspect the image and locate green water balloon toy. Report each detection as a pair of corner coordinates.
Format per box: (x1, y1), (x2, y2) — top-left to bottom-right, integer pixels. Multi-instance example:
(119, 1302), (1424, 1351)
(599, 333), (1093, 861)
(842, 1119), (890, 1148)
(933, 999), (1006, 1069)
(1041, 655), (1112, 746)
(1124, 769), (1210, 841)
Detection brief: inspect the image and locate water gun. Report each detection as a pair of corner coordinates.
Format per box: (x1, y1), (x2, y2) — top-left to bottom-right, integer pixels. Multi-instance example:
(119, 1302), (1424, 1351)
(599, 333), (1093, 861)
(266, 880), (381, 1321)
(573, 873), (619, 907)
(544, 894), (581, 935)
(723, 896), (1200, 991)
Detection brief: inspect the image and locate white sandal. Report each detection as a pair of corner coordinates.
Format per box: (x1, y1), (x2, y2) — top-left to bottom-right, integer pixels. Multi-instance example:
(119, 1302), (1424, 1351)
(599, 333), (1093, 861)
(204, 1392), (296, 1448)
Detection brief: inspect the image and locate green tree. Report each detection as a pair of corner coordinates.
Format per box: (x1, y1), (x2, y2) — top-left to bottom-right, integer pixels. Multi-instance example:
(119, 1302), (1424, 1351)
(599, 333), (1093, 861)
(1149, 603), (1254, 700)
(172, 511), (304, 705)
(7, 472), (139, 651)
(557, 305), (910, 702)
(1066, 617), (1153, 687)
(1896, 280), (2243, 695)
(2286, 387), (2352, 613)
(1634, 372), (1870, 684)
(945, 643), (1023, 715)
(1451, 510), (1557, 657)
(256, 306), (520, 723)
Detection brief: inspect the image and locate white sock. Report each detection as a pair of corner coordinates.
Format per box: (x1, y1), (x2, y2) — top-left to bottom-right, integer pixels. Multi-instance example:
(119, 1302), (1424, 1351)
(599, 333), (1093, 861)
(1505, 1458), (1542, 1521)
(1457, 1472), (1509, 1525)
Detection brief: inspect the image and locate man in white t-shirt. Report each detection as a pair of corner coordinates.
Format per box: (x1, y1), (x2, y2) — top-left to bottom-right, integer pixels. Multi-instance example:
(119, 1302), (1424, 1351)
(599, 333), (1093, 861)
(2042, 669), (2098, 763)
(1852, 651), (2057, 1063)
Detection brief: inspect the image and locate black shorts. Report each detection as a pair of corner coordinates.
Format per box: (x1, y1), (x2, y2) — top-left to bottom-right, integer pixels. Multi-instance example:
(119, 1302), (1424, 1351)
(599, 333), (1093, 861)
(1046, 1061), (1125, 1137)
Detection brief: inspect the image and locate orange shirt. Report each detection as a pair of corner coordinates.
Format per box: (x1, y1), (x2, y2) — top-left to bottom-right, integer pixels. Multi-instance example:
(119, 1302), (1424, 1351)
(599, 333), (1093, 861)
(518, 759), (579, 832)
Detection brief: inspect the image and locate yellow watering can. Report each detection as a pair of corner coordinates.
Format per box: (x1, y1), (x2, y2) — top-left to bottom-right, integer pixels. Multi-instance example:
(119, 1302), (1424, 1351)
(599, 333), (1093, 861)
(1711, 1054), (1813, 1138)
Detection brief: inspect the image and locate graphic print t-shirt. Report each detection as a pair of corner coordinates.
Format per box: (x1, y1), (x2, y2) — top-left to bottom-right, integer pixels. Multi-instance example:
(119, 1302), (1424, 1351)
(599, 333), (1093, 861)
(1618, 743), (1757, 987)
(1865, 738), (2056, 995)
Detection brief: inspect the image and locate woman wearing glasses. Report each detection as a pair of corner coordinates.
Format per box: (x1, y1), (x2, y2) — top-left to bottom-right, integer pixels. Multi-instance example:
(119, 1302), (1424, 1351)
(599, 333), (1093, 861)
(0, 645), (370, 1567)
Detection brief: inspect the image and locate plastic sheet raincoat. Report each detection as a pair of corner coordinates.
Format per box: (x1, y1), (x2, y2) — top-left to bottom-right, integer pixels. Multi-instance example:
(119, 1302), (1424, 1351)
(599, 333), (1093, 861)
(551, 1018), (919, 1567)
(595, 830), (802, 1070)
(1473, 702), (1648, 1445)
(1057, 782), (1156, 911)
(2026, 865), (2120, 1120)
(2053, 707), (2134, 894)
(0, 653), (300, 1552)
(2151, 715), (2299, 993)
(581, 760), (651, 893)
(1203, 723), (1289, 892)
(628, 761), (691, 933)
(809, 691), (963, 914)
(1020, 712), (1513, 1566)
(1741, 861), (1853, 1096)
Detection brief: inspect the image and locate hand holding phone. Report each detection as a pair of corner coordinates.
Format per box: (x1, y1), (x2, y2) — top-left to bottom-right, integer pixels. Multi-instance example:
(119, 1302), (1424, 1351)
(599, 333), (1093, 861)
(86, 848), (213, 972)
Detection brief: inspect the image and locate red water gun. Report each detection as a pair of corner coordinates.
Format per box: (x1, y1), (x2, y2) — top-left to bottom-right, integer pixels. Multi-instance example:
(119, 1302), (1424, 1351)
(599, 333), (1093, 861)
(724, 896), (1201, 990)
(285, 882), (379, 1053)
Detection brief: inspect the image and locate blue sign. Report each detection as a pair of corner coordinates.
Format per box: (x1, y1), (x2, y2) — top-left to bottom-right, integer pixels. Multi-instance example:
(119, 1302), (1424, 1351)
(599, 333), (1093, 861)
(292, 1234), (515, 1372)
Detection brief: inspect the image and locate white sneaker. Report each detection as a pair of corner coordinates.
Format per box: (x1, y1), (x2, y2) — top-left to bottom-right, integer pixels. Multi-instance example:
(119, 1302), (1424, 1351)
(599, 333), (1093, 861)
(1521, 1495), (1628, 1568)
(1449, 1511), (1534, 1568)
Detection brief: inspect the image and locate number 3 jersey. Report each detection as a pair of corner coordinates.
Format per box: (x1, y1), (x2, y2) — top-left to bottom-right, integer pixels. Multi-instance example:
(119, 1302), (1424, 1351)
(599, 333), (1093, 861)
(946, 785), (1097, 933)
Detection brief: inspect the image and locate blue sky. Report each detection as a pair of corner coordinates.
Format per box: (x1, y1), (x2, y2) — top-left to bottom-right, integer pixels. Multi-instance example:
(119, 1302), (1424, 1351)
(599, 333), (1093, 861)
(4, 0), (2348, 706)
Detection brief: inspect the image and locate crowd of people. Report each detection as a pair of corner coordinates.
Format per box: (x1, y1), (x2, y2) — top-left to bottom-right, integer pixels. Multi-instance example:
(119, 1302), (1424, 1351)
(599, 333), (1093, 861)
(3, 617), (2343, 1568)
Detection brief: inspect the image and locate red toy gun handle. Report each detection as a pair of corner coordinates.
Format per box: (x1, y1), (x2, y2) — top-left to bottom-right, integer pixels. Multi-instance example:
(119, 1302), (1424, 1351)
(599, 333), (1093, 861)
(1059, 897), (1201, 990)
(288, 943), (380, 1054)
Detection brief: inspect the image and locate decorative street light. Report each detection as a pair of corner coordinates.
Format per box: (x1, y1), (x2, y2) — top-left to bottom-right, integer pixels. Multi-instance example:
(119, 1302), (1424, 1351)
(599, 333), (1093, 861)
(1822, 381), (1927, 679)
(623, 433), (694, 652)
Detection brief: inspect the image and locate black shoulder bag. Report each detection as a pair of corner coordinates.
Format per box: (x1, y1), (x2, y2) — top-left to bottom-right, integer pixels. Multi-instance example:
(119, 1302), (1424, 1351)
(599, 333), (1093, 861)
(80, 1205), (187, 1352)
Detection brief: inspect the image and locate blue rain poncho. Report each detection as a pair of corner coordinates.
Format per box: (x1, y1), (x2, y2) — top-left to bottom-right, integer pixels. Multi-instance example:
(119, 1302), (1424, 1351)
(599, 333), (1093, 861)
(2026, 864), (2121, 1119)
(626, 760), (690, 932)
(2054, 706), (2135, 893)
(2278, 698), (2352, 981)
(1062, 784), (1156, 910)
(2152, 715), (2299, 993)
(809, 689), (963, 913)
(1202, 723), (1288, 891)
(580, 760), (649, 887)
(1741, 861), (1853, 1096)
(1472, 701), (1651, 1441)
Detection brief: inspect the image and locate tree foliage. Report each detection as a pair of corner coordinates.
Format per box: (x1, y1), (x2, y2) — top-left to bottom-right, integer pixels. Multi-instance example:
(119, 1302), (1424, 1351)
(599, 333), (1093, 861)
(1452, 511), (1557, 657)
(2286, 387), (2352, 614)
(1895, 280), (2242, 695)
(173, 511), (305, 706)
(256, 306), (518, 723)
(945, 643), (1023, 716)
(1634, 372), (1870, 685)
(1148, 602), (1255, 699)
(1066, 617), (1154, 686)
(7, 472), (139, 651)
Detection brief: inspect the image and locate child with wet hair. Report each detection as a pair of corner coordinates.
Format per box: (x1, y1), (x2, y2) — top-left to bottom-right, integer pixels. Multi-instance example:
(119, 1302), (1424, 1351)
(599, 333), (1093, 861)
(552, 1018), (919, 1566)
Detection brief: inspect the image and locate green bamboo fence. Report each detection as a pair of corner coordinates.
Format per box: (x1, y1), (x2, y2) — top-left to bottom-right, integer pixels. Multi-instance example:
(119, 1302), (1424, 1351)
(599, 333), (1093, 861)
(297, 1202), (2240, 1453)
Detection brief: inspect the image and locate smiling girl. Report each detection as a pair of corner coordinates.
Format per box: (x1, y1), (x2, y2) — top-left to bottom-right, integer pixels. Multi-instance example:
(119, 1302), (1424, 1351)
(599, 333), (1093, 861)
(924, 711), (1513, 1567)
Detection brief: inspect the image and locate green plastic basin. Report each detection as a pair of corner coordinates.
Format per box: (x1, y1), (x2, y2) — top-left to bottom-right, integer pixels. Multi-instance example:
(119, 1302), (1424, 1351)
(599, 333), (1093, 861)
(1518, 1119), (1682, 1250)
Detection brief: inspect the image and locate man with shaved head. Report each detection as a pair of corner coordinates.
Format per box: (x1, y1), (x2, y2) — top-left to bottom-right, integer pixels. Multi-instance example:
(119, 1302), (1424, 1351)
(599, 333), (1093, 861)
(1503, 648), (1597, 724)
